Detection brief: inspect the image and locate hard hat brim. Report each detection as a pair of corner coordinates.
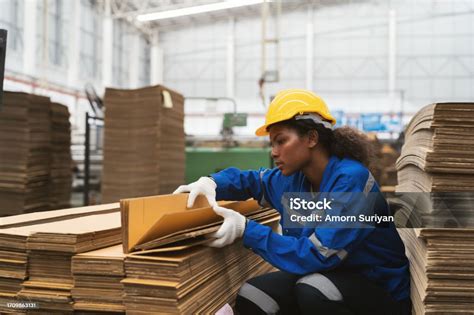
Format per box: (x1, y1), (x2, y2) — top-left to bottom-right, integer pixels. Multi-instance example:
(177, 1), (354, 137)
(255, 124), (269, 136)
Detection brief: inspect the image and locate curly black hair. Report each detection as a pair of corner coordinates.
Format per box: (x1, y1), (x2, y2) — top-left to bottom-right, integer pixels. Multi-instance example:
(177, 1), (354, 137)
(271, 118), (376, 171)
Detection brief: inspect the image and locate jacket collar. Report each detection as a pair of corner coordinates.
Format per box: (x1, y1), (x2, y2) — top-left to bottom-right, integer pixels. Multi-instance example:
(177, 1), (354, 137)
(301, 155), (339, 192)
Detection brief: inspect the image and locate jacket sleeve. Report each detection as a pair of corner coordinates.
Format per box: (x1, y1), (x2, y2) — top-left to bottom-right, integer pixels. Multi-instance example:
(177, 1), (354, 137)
(211, 167), (275, 207)
(242, 171), (378, 275)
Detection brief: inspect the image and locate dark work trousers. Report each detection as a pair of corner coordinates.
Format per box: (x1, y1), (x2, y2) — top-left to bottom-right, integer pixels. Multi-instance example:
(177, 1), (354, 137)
(235, 270), (412, 315)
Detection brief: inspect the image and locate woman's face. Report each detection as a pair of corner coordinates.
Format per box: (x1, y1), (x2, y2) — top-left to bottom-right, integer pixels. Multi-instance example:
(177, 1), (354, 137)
(269, 125), (315, 176)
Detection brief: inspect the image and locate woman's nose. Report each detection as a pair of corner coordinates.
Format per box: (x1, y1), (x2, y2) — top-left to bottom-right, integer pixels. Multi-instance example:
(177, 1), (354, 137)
(271, 147), (279, 159)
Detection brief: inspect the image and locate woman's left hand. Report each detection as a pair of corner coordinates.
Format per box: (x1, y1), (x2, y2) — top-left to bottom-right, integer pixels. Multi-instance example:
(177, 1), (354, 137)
(206, 205), (246, 248)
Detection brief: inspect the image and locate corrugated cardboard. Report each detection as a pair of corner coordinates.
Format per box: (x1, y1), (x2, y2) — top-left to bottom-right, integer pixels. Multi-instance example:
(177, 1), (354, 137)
(72, 244), (125, 312)
(122, 241), (275, 314)
(0, 204), (121, 313)
(0, 203), (119, 228)
(396, 102), (474, 314)
(135, 207), (279, 251)
(120, 193), (261, 253)
(102, 85), (185, 203)
(0, 92), (72, 216)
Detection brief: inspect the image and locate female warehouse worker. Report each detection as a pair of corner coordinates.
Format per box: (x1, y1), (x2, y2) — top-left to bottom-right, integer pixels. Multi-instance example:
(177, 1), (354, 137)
(174, 89), (411, 315)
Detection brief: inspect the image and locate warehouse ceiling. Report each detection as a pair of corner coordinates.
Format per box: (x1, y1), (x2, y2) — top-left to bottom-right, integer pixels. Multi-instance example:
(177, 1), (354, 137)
(106, 0), (313, 30)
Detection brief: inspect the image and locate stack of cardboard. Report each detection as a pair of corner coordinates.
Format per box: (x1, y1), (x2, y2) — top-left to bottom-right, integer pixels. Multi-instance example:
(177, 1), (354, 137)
(49, 102), (72, 210)
(123, 242), (274, 314)
(120, 194), (279, 313)
(395, 102), (474, 314)
(72, 244), (125, 312)
(102, 85), (185, 203)
(0, 92), (73, 216)
(395, 103), (474, 226)
(398, 228), (474, 314)
(397, 103), (474, 193)
(0, 92), (52, 215)
(0, 193), (280, 312)
(16, 212), (121, 312)
(0, 203), (119, 313)
(0, 225), (28, 310)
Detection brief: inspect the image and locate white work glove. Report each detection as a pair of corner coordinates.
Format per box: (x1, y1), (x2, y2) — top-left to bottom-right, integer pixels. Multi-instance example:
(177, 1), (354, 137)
(206, 205), (247, 248)
(173, 176), (217, 208)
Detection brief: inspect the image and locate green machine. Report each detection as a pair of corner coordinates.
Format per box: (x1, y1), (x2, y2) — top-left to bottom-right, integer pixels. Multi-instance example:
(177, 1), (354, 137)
(221, 112), (248, 145)
(186, 147), (273, 184)
(223, 112), (247, 128)
(185, 97), (273, 183)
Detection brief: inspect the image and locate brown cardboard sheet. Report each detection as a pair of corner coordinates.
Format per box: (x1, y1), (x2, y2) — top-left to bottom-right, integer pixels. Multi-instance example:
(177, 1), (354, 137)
(120, 193), (261, 253)
(134, 207), (278, 250)
(0, 203), (119, 228)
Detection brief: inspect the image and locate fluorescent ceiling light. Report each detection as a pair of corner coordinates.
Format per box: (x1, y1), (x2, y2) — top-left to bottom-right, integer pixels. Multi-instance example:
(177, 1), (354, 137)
(137, 0), (265, 22)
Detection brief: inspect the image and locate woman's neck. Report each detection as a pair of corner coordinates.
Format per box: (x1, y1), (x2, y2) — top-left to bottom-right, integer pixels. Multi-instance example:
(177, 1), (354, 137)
(302, 151), (330, 192)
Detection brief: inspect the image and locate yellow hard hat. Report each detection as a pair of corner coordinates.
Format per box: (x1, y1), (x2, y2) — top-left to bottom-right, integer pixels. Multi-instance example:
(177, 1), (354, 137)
(255, 89), (336, 136)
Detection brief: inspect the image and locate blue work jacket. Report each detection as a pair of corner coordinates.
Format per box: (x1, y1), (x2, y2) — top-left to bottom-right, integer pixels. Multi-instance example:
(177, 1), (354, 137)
(211, 155), (410, 301)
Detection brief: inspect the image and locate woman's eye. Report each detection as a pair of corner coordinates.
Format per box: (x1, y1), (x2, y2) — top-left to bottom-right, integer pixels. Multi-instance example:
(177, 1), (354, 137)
(270, 138), (285, 147)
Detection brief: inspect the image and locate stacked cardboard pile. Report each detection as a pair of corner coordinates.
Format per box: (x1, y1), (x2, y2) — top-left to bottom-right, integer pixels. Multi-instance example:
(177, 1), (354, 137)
(0, 193), (279, 312)
(16, 212), (121, 312)
(120, 194), (279, 313)
(395, 103), (474, 226)
(397, 103), (474, 193)
(49, 102), (72, 209)
(0, 92), (73, 216)
(398, 228), (474, 314)
(123, 242), (273, 314)
(0, 92), (52, 215)
(0, 203), (119, 313)
(395, 102), (474, 314)
(0, 225), (28, 310)
(102, 85), (185, 203)
(72, 244), (125, 312)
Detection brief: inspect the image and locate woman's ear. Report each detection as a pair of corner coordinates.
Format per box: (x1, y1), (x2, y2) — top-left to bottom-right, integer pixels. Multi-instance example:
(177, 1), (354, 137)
(307, 130), (319, 148)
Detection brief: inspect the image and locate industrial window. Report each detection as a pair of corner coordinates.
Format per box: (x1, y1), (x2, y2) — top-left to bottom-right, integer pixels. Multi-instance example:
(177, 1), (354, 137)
(0, 0), (24, 53)
(36, 0), (68, 67)
(112, 20), (130, 87)
(80, 0), (102, 80)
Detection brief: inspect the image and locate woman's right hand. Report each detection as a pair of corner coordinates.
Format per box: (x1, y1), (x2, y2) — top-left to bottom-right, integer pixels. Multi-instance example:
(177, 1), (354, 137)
(173, 176), (217, 208)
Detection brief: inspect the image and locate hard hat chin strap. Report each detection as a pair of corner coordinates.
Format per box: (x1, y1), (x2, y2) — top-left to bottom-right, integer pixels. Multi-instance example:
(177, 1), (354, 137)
(295, 113), (333, 130)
